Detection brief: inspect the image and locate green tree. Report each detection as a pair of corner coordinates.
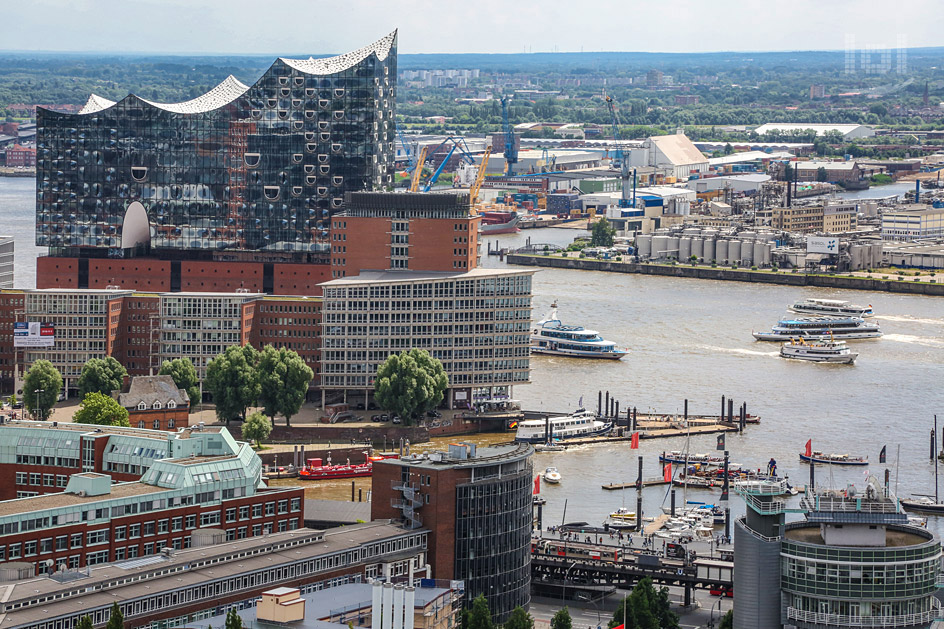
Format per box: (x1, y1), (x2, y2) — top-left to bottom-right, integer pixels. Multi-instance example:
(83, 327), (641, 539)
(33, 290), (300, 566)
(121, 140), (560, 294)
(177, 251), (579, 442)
(205, 345), (260, 423)
(242, 411), (273, 448)
(550, 607), (572, 629)
(608, 578), (678, 629)
(374, 349), (447, 425)
(257, 346), (314, 427)
(225, 609), (243, 629)
(77, 616), (93, 629)
(158, 357), (200, 408)
(74, 392), (130, 427)
(23, 360), (62, 420)
(816, 166), (828, 182)
(467, 595), (495, 629)
(718, 610), (733, 629)
(590, 218), (616, 247)
(77, 357), (128, 397)
(106, 602), (124, 629)
(504, 606), (534, 629)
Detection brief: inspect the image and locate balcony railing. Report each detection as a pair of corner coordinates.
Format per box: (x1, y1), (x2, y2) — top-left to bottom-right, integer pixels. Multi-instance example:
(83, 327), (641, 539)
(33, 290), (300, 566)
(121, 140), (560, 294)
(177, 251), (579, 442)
(786, 600), (939, 627)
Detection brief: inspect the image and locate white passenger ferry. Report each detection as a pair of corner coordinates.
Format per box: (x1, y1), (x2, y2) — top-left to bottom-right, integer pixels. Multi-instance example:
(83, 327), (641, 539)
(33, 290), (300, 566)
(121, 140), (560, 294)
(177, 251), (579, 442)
(531, 303), (627, 359)
(789, 298), (874, 318)
(780, 339), (858, 364)
(753, 317), (882, 341)
(514, 410), (613, 443)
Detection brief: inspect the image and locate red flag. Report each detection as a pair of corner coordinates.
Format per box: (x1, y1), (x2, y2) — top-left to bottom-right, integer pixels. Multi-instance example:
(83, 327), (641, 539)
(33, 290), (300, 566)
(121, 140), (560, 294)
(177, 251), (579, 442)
(533, 475), (540, 495)
(631, 432), (639, 449)
(663, 463), (672, 483)
(805, 439), (812, 457)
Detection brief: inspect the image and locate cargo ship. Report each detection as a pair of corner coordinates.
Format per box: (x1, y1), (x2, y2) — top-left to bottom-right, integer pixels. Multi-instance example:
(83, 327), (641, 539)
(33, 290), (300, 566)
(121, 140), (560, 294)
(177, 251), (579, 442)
(298, 452), (399, 480)
(479, 211), (520, 234)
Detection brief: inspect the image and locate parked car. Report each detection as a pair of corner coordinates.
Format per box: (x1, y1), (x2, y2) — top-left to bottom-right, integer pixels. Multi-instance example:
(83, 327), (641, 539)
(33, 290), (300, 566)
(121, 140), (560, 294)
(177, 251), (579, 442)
(380, 414), (389, 422)
(371, 415), (384, 423)
(392, 416), (402, 425)
(426, 410), (442, 418)
(355, 403), (366, 410)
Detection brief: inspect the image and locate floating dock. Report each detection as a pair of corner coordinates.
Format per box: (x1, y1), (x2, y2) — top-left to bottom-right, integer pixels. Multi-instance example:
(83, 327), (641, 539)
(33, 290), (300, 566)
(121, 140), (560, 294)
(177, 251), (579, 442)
(602, 479), (671, 491)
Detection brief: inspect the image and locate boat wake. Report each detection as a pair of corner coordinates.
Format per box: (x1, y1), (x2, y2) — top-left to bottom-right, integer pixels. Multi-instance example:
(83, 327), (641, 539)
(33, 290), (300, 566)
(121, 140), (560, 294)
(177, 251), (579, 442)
(699, 345), (779, 358)
(882, 334), (944, 349)
(874, 315), (944, 327)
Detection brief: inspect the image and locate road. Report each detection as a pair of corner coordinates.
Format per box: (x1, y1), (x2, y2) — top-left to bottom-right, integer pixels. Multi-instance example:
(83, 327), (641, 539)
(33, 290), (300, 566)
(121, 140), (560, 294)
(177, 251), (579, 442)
(529, 586), (732, 629)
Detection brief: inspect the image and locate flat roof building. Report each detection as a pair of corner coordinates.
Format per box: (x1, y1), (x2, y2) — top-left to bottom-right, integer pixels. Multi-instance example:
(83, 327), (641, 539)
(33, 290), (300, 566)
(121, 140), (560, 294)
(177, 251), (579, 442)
(754, 123), (875, 140)
(881, 205), (944, 242)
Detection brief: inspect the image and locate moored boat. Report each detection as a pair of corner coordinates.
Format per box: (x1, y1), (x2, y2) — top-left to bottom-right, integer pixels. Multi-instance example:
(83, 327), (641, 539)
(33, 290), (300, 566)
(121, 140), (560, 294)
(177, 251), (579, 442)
(531, 303), (627, 359)
(534, 442), (567, 452)
(799, 451), (868, 466)
(780, 338), (858, 364)
(754, 316), (882, 341)
(790, 298), (874, 318)
(900, 497), (944, 515)
(479, 211), (520, 234)
(659, 451), (725, 466)
(298, 452), (399, 480)
(514, 409), (612, 443)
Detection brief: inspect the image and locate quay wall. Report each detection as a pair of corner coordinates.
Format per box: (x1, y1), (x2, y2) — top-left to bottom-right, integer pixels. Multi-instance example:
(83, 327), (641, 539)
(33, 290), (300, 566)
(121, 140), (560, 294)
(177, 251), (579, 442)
(506, 254), (944, 296)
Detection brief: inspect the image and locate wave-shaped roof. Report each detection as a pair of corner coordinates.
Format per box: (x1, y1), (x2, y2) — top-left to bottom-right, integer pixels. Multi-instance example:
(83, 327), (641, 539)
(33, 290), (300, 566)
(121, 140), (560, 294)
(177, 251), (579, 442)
(140, 75), (249, 114)
(281, 30), (396, 75)
(78, 93), (117, 115)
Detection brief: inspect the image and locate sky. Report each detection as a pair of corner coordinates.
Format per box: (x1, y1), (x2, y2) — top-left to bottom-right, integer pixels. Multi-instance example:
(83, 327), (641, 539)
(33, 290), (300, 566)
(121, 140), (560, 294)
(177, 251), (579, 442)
(2, 0), (943, 56)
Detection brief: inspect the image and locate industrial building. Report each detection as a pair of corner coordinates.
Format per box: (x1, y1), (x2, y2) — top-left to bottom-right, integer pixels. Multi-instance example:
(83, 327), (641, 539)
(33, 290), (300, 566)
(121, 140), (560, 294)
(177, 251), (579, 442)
(881, 205), (944, 241)
(794, 161), (864, 184)
(372, 442), (534, 623)
(0, 237), (12, 289)
(753, 123), (875, 140)
(35, 32), (398, 293)
(629, 132), (709, 181)
(733, 476), (940, 629)
(636, 228), (775, 266)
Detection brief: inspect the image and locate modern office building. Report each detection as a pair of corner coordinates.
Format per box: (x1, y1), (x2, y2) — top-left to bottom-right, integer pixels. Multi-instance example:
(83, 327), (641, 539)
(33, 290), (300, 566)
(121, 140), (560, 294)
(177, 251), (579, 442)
(882, 205), (944, 241)
(372, 442), (534, 622)
(0, 522), (429, 629)
(0, 421), (305, 577)
(733, 476), (941, 629)
(319, 268), (533, 407)
(35, 32), (397, 293)
(0, 236), (13, 289)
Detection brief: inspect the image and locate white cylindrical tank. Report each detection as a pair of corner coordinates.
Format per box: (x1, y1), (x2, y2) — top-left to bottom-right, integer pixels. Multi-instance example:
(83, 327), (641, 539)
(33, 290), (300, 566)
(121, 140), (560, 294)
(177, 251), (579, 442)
(761, 243), (772, 266)
(729, 240), (742, 263)
(716, 240), (729, 263)
(740, 231), (757, 242)
(692, 237), (704, 260)
(753, 242), (766, 266)
(636, 234), (652, 258)
(652, 235), (669, 260)
(666, 236), (680, 259)
(703, 238), (716, 262)
(741, 241), (754, 265)
(679, 237), (692, 260)
(871, 243), (883, 268)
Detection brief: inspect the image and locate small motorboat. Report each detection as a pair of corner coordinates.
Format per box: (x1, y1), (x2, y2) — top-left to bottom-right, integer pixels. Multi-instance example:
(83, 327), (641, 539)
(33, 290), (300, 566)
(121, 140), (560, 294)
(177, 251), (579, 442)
(799, 451), (868, 466)
(780, 338), (858, 364)
(660, 451), (725, 466)
(605, 507), (637, 528)
(534, 442), (567, 452)
(543, 467), (562, 484)
(900, 496), (944, 515)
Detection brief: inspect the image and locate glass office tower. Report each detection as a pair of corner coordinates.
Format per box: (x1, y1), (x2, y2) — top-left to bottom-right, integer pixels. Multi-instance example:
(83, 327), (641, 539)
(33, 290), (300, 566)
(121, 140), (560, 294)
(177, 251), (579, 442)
(36, 32), (396, 259)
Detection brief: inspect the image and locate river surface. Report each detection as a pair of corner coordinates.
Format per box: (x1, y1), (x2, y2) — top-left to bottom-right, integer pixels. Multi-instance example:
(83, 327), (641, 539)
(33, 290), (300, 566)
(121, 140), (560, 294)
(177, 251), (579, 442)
(4, 176), (944, 535)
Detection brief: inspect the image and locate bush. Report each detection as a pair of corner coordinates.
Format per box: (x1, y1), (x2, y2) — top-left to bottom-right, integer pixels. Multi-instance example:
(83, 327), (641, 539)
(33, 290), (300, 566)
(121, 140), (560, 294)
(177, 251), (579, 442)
(792, 268), (799, 273)
(578, 253), (586, 258)
(751, 265), (758, 270)
(710, 263), (717, 268)
(615, 256), (622, 261)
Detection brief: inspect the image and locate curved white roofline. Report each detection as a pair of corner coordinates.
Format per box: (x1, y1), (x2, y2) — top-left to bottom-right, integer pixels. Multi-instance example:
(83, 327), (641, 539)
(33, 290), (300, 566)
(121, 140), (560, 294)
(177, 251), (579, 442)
(78, 93), (117, 115)
(140, 75), (249, 114)
(280, 30), (396, 75)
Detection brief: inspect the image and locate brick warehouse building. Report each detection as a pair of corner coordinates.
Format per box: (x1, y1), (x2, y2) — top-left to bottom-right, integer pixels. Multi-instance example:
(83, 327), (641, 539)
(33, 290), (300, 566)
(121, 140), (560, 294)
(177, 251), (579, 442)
(34, 33), (397, 294)
(0, 420), (304, 576)
(371, 442), (533, 622)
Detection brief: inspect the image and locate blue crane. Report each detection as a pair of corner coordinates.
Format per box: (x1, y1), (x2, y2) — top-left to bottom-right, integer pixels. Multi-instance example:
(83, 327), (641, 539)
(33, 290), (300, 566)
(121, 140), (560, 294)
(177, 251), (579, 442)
(421, 136), (476, 192)
(500, 96), (518, 176)
(604, 90), (635, 208)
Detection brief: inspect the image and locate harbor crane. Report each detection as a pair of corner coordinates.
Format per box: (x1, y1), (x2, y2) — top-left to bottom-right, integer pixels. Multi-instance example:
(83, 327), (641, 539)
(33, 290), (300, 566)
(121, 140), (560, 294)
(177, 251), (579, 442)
(469, 146), (492, 209)
(409, 145), (429, 193)
(500, 96), (518, 176)
(604, 89), (635, 209)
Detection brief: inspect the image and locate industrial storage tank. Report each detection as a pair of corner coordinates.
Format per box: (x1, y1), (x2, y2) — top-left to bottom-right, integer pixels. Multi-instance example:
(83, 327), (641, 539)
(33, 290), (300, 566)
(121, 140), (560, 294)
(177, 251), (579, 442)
(703, 238), (716, 262)
(740, 231), (757, 242)
(666, 236), (680, 260)
(728, 240), (742, 264)
(741, 241), (754, 265)
(679, 237), (692, 260)
(850, 245), (866, 270)
(759, 243), (772, 266)
(636, 234), (652, 258)
(652, 235), (669, 260)
(871, 243), (883, 268)
(753, 242), (766, 267)
(716, 240), (729, 263)
(683, 227), (701, 236)
(692, 237), (704, 260)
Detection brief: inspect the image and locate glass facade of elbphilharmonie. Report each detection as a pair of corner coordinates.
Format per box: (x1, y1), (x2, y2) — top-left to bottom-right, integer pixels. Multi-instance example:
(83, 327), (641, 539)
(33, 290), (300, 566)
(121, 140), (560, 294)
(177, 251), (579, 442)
(36, 32), (397, 258)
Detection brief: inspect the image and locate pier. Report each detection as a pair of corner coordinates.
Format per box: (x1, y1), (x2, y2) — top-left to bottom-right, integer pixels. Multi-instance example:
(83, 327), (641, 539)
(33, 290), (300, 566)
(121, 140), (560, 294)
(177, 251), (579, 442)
(601, 479), (670, 491)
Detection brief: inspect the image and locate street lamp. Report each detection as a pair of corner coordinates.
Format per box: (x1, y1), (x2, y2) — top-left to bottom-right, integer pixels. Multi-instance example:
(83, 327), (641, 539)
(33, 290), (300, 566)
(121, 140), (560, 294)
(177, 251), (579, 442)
(708, 596), (724, 628)
(561, 561), (578, 603)
(33, 389), (44, 421)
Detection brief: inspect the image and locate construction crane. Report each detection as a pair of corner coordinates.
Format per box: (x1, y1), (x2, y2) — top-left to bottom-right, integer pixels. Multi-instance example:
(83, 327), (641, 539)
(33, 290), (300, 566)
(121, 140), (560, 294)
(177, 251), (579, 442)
(500, 96), (518, 176)
(469, 146), (492, 209)
(539, 147), (556, 173)
(420, 136), (476, 192)
(409, 145), (428, 193)
(604, 89), (635, 209)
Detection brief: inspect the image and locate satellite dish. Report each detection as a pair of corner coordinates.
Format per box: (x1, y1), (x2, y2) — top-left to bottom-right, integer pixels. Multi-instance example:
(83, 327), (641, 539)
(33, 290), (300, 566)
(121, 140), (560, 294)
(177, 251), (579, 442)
(44, 559), (54, 568)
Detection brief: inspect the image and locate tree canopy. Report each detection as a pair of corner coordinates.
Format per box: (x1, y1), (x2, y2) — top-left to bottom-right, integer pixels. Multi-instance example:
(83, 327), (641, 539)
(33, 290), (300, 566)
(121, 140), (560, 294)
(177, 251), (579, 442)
(608, 578), (679, 629)
(74, 392), (130, 427)
(76, 616), (93, 629)
(718, 610), (733, 629)
(205, 345), (260, 423)
(77, 357), (128, 398)
(590, 218), (616, 247)
(466, 595), (494, 629)
(257, 346), (313, 427)
(23, 360), (62, 420)
(105, 602), (124, 629)
(504, 606), (534, 629)
(225, 608), (244, 629)
(374, 349), (447, 425)
(158, 357), (200, 407)
(242, 411), (273, 448)
(551, 607), (572, 629)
